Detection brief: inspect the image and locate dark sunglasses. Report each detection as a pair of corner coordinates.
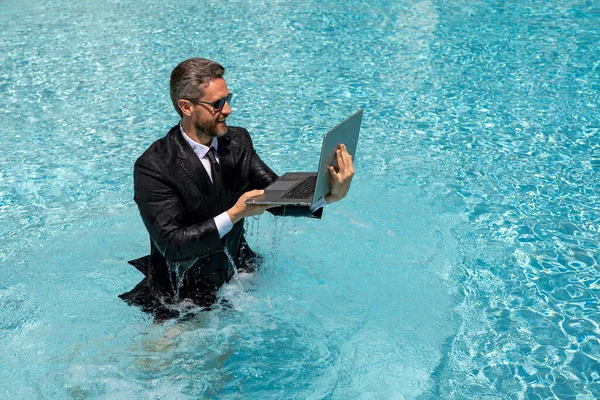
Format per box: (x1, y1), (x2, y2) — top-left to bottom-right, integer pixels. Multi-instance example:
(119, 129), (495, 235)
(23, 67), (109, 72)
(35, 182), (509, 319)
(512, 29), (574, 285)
(187, 93), (233, 111)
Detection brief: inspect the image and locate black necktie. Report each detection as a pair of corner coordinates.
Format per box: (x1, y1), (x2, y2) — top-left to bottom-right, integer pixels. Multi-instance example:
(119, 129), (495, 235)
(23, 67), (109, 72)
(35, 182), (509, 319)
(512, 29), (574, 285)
(206, 147), (223, 207)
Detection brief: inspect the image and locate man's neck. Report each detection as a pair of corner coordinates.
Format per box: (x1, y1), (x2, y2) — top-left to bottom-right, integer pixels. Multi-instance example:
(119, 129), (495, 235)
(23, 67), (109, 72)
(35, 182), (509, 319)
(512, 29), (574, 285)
(181, 118), (212, 146)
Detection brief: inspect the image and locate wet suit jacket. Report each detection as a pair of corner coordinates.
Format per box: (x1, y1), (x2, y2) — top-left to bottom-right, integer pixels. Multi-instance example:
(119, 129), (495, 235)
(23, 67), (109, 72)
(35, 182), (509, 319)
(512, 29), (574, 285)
(121, 124), (322, 316)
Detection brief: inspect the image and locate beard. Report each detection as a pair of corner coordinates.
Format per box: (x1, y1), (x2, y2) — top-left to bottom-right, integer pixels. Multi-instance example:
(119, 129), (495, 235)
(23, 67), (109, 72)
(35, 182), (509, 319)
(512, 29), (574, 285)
(194, 116), (228, 138)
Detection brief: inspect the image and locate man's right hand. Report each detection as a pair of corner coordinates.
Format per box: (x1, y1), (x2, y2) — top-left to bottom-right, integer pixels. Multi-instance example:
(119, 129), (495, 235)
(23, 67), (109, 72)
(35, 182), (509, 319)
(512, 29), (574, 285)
(227, 190), (271, 224)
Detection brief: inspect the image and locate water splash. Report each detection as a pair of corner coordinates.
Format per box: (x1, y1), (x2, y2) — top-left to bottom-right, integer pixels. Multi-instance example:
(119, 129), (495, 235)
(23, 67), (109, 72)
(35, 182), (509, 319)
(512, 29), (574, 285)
(166, 250), (245, 301)
(245, 212), (289, 266)
(166, 259), (197, 303)
(223, 247), (245, 291)
(269, 213), (288, 262)
(246, 215), (261, 244)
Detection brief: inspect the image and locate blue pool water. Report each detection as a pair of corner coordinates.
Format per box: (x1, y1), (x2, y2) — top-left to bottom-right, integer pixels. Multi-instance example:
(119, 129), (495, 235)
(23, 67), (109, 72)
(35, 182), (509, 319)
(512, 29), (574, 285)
(1, 0), (599, 398)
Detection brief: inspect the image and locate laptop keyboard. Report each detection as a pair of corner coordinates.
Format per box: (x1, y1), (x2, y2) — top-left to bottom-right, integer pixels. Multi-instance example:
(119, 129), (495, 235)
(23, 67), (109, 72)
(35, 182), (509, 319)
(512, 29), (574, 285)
(282, 176), (317, 199)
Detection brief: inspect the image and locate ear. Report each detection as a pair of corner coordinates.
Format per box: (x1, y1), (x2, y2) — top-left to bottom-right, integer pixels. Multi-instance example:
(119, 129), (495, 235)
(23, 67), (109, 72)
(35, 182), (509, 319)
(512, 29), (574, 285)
(178, 99), (193, 117)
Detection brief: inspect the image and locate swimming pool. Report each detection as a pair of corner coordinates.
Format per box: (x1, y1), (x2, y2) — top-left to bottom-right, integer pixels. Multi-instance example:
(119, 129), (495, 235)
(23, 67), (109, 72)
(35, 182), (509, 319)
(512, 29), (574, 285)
(1, 0), (599, 398)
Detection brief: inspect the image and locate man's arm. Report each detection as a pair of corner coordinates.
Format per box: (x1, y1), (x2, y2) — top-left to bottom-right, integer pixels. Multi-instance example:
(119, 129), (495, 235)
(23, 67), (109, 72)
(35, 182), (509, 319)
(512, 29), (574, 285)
(134, 155), (223, 261)
(242, 130), (279, 190)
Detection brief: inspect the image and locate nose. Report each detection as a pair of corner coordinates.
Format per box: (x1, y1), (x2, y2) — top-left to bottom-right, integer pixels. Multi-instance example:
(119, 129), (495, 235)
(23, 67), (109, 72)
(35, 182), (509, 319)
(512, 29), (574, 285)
(221, 100), (232, 116)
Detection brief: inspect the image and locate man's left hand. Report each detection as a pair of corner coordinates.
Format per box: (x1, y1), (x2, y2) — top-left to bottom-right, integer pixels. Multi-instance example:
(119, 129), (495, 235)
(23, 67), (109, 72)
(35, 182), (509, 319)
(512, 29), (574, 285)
(325, 144), (355, 203)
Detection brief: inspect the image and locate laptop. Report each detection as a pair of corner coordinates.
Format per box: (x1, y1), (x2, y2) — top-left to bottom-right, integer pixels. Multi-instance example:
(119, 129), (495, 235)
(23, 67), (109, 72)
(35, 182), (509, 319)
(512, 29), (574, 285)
(245, 109), (363, 206)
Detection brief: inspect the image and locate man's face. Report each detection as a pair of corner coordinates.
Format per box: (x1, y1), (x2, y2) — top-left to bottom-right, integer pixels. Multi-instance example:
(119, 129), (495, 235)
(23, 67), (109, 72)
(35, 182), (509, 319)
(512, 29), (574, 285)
(191, 78), (232, 138)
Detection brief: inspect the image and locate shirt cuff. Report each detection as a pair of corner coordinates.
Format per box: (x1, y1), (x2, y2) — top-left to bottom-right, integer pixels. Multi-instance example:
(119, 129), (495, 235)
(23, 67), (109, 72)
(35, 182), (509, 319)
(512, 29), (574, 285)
(214, 211), (233, 238)
(309, 196), (328, 213)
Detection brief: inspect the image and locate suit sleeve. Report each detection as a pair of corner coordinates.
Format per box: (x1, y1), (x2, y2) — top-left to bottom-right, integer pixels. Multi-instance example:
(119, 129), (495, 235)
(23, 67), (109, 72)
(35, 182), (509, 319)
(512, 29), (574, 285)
(242, 129), (323, 219)
(133, 155), (223, 261)
(243, 130), (279, 190)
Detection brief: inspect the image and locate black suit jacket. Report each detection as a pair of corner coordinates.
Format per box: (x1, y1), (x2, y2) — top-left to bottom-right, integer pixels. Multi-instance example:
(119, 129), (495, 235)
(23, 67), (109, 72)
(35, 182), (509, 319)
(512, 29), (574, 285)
(124, 124), (322, 310)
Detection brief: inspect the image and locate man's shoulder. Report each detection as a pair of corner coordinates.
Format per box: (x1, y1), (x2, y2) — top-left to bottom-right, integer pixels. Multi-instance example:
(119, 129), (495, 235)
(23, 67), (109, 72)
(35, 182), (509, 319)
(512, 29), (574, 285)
(226, 126), (253, 148)
(227, 125), (249, 138)
(135, 125), (180, 168)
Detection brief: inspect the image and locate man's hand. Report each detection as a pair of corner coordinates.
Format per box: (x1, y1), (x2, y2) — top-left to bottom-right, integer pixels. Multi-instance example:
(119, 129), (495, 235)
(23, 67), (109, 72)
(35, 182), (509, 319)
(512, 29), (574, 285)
(227, 190), (271, 224)
(325, 144), (355, 203)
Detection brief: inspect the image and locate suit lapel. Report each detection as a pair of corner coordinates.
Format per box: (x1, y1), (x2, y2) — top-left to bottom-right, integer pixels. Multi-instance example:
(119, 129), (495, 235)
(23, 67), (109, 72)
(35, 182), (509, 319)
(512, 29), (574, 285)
(171, 128), (219, 216)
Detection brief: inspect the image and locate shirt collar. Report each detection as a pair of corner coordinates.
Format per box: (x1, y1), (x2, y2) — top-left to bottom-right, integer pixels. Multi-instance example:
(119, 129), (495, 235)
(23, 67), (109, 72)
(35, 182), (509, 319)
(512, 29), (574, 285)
(179, 123), (218, 159)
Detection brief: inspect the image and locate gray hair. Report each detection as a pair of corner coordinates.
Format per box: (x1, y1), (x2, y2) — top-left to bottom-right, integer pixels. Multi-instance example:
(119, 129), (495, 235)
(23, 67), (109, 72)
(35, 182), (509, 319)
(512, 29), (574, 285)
(170, 58), (225, 117)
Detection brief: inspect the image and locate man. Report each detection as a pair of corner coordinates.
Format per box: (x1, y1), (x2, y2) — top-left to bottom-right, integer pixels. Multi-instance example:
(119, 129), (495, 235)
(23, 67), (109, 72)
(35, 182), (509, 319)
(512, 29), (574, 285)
(121, 58), (354, 318)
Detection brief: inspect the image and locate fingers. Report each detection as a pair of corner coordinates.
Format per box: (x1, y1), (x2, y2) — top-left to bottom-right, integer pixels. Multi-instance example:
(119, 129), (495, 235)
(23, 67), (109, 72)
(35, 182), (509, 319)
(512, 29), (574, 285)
(336, 147), (345, 170)
(329, 165), (339, 181)
(245, 189), (264, 197)
(242, 189), (272, 216)
(241, 189), (263, 202)
(335, 144), (354, 178)
(340, 144), (353, 170)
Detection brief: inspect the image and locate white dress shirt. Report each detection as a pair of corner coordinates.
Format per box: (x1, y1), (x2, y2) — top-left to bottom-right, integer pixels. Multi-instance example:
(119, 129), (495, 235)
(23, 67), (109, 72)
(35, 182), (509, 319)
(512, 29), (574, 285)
(180, 125), (326, 238)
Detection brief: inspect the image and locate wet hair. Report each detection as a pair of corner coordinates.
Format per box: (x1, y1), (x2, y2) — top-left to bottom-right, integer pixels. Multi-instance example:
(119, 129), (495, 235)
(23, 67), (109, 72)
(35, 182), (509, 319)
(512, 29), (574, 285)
(170, 58), (225, 117)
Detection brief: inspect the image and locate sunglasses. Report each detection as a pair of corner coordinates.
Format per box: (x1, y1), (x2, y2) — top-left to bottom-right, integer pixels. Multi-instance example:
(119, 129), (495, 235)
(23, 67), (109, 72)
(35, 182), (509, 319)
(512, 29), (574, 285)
(187, 93), (233, 112)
